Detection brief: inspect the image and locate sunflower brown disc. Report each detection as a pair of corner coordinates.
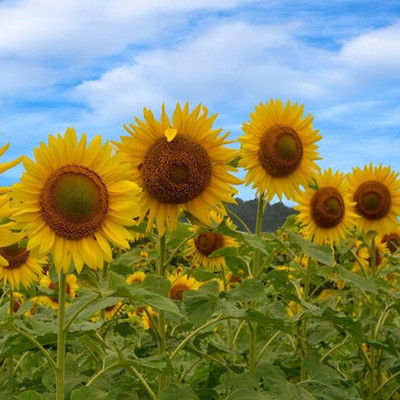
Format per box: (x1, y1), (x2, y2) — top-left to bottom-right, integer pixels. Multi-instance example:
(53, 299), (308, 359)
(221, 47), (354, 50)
(141, 135), (212, 204)
(382, 232), (400, 253)
(0, 244), (30, 270)
(354, 180), (391, 220)
(170, 283), (190, 300)
(194, 232), (224, 256)
(40, 165), (109, 240)
(258, 125), (303, 177)
(311, 186), (345, 228)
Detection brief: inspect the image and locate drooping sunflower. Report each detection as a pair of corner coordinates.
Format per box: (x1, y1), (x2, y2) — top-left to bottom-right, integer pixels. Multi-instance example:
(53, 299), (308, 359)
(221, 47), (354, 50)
(239, 99), (321, 201)
(295, 169), (358, 244)
(347, 164), (400, 235)
(11, 128), (142, 272)
(0, 239), (43, 289)
(116, 103), (241, 236)
(168, 268), (202, 300)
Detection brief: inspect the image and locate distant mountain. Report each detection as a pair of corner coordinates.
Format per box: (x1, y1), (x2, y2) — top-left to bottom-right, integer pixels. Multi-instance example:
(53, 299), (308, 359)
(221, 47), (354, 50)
(228, 198), (297, 232)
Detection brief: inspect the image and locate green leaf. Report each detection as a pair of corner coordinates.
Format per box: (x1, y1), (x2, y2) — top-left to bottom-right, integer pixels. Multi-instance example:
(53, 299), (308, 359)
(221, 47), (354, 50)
(71, 387), (115, 400)
(183, 282), (219, 325)
(142, 274), (171, 297)
(246, 309), (294, 334)
(226, 391), (267, 400)
(230, 279), (265, 302)
(288, 232), (334, 266)
(337, 266), (377, 293)
(16, 391), (43, 400)
(161, 384), (199, 400)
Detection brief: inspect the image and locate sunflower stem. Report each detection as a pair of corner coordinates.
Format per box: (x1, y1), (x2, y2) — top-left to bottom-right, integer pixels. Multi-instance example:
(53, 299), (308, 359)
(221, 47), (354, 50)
(220, 265), (233, 347)
(157, 234), (168, 395)
(249, 193), (265, 379)
(368, 237), (377, 400)
(56, 271), (67, 400)
(300, 259), (310, 381)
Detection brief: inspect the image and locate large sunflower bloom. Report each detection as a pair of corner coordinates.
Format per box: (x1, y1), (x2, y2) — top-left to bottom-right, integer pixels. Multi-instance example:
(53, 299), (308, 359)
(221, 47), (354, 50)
(0, 239), (43, 289)
(239, 99), (321, 201)
(295, 169), (358, 244)
(11, 128), (141, 272)
(116, 103), (241, 236)
(347, 164), (400, 235)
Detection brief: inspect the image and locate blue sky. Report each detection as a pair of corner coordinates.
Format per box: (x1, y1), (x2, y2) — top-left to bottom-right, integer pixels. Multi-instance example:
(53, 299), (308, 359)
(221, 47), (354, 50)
(1, 0), (400, 202)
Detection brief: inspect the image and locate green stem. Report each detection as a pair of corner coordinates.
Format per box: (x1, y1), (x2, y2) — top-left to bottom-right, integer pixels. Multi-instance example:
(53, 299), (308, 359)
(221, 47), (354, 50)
(369, 237), (377, 400)
(220, 265), (233, 347)
(226, 207), (252, 234)
(248, 194), (265, 379)
(56, 271), (67, 400)
(63, 296), (98, 333)
(12, 326), (57, 370)
(300, 261), (310, 381)
(128, 365), (158, 400)
(163, 230), (198, 268)
(170, 315), (224, 360)
(157, 234), (167, 395)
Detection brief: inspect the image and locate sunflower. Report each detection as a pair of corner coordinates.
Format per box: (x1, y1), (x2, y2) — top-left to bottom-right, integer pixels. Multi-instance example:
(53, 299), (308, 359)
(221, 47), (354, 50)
(35, 273), (79, 310)
(239, 99), (321, 201)
(116, 103), (241, 236)
(186, 231), (238, 270)
(380, 228), (400, 253)
(126, 270), (146, 284)
(168, 268), (201, 300)
(8, 291), (24, 314)
(295, 169), (357, 244)
(0, 239), (43, 289)
(347, 164), (400, 235)
(11, 128), (141, 272)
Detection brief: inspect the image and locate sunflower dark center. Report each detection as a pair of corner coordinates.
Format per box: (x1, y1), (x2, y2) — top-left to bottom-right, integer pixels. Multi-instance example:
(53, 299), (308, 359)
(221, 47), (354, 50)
(258, 125), (303, 177)
(141, 135), (212, 204)
(40, 165), (109, 240)
(354, 180), (391, 220)
(311, 186), (345, 228)
(0, 244), (30, 270)
(382, 233), (400, 253)
(194, 232), (224, 256)
(169, 283), (190, 300)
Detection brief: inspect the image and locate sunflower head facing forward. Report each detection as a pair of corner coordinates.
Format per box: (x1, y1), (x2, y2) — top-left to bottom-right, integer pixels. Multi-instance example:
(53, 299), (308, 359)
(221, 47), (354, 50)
(295, 169), (357, 244)
(347, 164), (400, 235)
(12, 128), (141, 272)
(239, 99), (321, 201)
(116, 103), (241, 236)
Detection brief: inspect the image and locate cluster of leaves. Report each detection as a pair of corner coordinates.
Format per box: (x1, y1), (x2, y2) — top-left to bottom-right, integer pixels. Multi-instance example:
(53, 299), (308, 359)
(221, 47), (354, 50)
(1, 216), (400, 399)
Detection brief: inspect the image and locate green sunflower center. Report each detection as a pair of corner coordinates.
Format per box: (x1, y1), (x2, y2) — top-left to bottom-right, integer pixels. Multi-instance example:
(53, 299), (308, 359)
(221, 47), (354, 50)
(311, 186), (345, 228)
(354, 180), (391, 220)
(194, 232), (224, 256)
(52, 173), (102, 223)
(141, 135), (212, 204)
(258, 125), (303, 177)
(0, 244), (30, 270)
(40, 165), (109, 240)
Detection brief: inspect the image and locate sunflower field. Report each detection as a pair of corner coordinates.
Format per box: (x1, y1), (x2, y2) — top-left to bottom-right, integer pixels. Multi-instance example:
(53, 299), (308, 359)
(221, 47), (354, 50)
(1, 100), (400, 400)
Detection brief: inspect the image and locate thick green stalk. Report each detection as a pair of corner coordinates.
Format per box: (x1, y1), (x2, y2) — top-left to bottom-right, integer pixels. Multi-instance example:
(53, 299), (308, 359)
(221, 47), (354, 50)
(368, 237), (377, 400)
(300, 263), (310, 381)
(249, 194), (265, 379)
(157, 234), (168, 395)
(220, 265), (233, 347)
(56, 271), (67, 400)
